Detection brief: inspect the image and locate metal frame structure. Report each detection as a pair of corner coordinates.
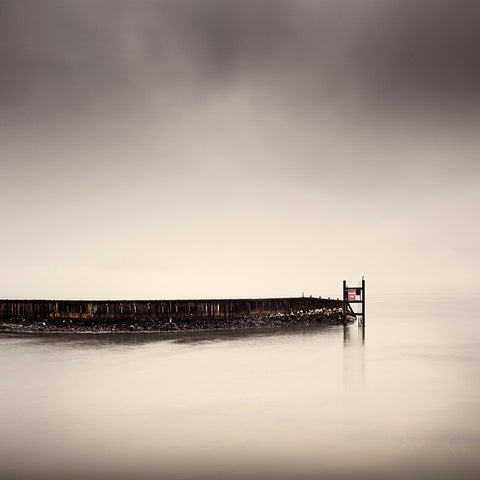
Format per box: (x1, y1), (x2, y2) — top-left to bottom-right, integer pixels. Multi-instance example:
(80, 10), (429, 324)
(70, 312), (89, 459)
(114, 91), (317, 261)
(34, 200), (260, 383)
(343, 277), (366, 326)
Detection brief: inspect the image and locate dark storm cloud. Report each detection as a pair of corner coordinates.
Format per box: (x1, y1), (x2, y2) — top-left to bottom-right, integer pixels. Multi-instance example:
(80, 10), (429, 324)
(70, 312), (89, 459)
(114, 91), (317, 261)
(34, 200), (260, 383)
(2, 0), (480, 114)
(0, 0), (291, 106)
(1, 0), (479, 189)
(352, 0), (480, 109)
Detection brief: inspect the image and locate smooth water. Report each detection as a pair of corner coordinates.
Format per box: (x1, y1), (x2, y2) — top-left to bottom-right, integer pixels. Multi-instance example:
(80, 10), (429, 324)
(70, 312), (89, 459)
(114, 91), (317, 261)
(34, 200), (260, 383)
(1, 296), (480, 480)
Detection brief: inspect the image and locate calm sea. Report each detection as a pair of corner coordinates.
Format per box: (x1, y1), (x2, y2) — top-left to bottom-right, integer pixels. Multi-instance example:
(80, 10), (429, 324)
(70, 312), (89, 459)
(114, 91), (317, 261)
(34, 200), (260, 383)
(1, 296), (480, 480)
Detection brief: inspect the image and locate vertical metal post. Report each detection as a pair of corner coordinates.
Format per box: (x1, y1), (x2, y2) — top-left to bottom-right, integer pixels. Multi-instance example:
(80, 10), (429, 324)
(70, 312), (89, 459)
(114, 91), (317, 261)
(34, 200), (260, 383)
(343, 280), (346, 313)
(362, 276), (366, 326)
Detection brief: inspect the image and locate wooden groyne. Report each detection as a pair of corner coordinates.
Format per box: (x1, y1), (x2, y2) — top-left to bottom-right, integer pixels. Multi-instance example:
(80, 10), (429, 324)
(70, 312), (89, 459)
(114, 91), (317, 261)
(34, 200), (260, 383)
(0, 297), (347, 333)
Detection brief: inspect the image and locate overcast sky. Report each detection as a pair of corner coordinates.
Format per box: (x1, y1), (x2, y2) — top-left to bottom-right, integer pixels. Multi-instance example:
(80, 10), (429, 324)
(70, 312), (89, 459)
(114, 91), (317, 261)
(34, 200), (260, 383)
(1, 0), (479, 299)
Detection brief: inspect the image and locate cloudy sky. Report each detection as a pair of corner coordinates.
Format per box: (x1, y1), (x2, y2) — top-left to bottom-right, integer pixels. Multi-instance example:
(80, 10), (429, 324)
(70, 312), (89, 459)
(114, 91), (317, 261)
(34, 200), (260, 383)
(1, 0), (479, 299)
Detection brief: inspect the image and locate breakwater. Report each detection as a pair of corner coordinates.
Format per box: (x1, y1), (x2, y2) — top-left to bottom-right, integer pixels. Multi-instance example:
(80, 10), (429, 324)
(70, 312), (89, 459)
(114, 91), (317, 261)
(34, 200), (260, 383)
(0, 297), (348, 333)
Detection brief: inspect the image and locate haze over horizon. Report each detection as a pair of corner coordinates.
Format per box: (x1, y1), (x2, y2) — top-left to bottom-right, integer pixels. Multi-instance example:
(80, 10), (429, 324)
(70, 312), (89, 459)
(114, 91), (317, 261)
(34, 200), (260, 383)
(1, 0), (479, 300)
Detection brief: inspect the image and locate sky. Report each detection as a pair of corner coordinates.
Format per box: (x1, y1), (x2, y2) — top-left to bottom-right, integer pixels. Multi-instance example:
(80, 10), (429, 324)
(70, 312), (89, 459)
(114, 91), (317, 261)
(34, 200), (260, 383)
(1, 0), (479, 300)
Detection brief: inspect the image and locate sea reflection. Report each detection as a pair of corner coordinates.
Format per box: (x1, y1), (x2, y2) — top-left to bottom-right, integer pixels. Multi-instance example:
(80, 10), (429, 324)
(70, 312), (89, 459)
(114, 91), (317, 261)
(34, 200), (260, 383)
(0, 324), (341, 349)
(343, 323), (365, 393)
(343, 322), (365, 346)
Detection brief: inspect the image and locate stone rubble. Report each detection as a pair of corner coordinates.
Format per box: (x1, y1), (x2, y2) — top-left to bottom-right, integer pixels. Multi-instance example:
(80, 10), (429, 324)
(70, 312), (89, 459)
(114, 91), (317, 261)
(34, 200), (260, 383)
(0, 308), (352, 334)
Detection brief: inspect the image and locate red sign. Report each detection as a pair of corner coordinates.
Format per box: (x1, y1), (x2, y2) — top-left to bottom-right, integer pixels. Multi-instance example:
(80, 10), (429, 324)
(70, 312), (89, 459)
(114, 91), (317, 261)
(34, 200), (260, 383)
(348, 289), (357, 301)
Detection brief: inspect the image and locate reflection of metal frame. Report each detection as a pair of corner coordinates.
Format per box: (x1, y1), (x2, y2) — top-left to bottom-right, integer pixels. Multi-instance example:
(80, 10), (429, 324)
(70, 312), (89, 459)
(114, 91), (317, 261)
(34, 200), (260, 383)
(343, 277), (366, 326)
